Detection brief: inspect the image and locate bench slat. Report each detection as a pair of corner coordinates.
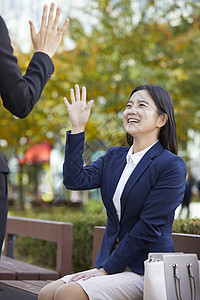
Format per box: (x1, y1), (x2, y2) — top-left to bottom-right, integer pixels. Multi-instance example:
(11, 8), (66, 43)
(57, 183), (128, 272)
(172, 233), (200, 259)
(0, 280), (52, 295)
(23, 280), (53, 287)
(4, 217), (71, 242)
(0, 280), (42, 294)
(0, 266), (16, 280)
(0, 280), (51, 299)
(0, 256), (59, 280)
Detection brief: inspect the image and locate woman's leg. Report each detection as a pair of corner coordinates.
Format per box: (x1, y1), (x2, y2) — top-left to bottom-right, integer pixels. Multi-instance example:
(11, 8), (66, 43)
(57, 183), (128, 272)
(54, 282), (89, 300)
(38, 280), (89, 300)
(38, 280), (64, 300)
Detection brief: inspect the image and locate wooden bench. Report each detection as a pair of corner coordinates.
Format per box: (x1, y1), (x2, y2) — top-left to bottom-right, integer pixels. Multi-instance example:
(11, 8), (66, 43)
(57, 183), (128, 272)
(1, 224), (199, 299)
(92, 226), (200, 266)
(0, 216), (73, 299)
(0, 217), (73, 280)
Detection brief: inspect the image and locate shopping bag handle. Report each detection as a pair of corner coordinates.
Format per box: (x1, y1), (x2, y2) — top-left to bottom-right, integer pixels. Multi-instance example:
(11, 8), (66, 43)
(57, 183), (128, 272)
(187, 263), (196, 300)
(173, 263), (196, 300)
(173, 264), (182, 300)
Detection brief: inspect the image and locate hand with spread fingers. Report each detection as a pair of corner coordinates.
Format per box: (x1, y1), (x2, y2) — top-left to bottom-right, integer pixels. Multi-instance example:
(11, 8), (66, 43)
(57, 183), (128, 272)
(68, 269), (108, 283)
(29, 2), (69, 58)
(64, 84), (94, 134)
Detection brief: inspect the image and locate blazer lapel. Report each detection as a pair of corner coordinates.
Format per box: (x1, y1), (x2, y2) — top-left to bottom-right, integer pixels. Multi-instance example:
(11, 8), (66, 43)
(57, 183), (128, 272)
(120, 141), (163, 219)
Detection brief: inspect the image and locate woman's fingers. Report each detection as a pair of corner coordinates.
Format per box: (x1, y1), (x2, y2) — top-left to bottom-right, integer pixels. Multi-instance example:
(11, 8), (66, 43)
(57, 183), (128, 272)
(75, 84), (80, 101)
(65, 85), (93, 107)
(58, 18), (70, 35)
(86, 100), (94, 112)
(52, 7), (61, 31)
(68, 269), (107, 283)
(64, 86), (93, 132)
(68, 273), (83, 282)
(63, 97), (70, 108)
(68, 85), (86, 103)
(82, 274), (94, 280)
(29, 21), (36, 40)
(70, 88), (75, 103)
(47, 3), (55, 28)
(41, 4), (48, 30)
(30, 3), (69, 57)
(69, 273), (92, 282)
(82, 86), (86, 102)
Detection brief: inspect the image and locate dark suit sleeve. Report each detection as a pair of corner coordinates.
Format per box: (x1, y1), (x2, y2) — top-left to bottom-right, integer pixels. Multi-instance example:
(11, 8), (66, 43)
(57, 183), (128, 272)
(63, 131), (107, 190)
(0, 16), (54, 118)
(102, 156), (187, 274)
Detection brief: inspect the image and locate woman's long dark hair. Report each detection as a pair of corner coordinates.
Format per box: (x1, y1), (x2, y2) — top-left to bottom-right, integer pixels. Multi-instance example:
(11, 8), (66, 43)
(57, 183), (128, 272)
(126, 85), (178, 155)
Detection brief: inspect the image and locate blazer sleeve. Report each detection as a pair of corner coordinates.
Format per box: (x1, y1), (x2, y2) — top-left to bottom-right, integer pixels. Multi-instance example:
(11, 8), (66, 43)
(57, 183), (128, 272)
(102, 156), (187, 274)
(63, 131), (108, 190)
(0, 16), (54, 118)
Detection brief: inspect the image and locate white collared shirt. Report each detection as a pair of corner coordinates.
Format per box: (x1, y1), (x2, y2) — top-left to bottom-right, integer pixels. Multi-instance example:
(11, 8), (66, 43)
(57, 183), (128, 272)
(112, 140), (158, 221)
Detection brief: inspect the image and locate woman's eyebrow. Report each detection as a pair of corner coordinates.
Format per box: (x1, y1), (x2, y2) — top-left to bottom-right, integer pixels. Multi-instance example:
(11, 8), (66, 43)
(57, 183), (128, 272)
(128, 99), (149, 104)
(138, 100), (149, 104)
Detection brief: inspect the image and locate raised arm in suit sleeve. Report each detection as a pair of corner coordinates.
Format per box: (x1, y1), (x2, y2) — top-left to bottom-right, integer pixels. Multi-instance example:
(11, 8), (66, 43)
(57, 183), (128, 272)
(0, 16), (54, 118)
(101, 156), (187, 274)
(63, 131), (109, 190)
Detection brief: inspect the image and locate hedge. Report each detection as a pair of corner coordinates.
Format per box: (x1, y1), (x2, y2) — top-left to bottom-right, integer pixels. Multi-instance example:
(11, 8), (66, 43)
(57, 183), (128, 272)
(8, 206), (200, 273)
(172, 218), (200, 235)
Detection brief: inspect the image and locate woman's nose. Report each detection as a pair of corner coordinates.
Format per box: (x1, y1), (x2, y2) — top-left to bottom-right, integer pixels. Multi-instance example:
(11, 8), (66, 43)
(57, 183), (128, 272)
(128, 106), (138, 114)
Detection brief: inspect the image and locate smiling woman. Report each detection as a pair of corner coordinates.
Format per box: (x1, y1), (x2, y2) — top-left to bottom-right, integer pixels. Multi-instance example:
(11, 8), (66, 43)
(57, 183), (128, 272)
(39, 84), (187, 300)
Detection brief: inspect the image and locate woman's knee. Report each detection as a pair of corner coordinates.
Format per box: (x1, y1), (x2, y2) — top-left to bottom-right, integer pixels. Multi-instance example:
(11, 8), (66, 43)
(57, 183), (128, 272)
(54, 282), (89, 300)
(38, 280), (64, 300)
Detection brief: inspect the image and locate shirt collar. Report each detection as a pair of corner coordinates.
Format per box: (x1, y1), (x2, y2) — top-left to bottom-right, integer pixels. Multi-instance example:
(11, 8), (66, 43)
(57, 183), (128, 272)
(126, 140), (159, 166)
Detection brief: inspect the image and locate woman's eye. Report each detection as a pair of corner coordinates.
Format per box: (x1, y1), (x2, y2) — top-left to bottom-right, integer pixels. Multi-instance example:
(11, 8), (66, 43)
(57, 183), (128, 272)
(126, 104), (132, 108)
(139, 103), (146, 107)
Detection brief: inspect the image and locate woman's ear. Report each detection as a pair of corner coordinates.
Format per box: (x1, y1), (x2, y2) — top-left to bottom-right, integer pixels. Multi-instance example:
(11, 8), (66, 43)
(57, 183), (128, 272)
(157, 113), (168, 128)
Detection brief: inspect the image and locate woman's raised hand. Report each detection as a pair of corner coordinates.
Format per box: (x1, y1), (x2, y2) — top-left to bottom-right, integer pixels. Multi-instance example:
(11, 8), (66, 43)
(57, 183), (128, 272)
(29, 3), (69, 58)
(64, 84), (94, 134)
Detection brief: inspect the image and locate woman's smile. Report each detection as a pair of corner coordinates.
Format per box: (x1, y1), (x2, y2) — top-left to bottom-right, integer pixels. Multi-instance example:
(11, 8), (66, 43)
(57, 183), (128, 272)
(127, 117), (140, 124)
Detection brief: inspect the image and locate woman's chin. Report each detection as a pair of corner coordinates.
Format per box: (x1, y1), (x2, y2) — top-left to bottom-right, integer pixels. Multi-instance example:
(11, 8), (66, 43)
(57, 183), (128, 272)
(126, 129), (139, 138)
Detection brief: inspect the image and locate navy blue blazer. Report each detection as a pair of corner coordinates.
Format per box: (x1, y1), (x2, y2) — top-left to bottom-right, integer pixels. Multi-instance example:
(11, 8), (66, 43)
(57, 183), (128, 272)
(0, 16), (54, 173)
(63, 131), (187, 275)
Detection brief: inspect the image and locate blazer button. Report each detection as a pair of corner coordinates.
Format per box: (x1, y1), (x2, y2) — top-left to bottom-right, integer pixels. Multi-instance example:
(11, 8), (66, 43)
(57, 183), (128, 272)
(117, 225), (120, 231)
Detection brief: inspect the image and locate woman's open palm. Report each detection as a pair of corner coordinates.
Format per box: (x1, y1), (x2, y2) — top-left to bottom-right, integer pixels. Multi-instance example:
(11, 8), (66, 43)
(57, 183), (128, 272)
(64, 84), (93, 133)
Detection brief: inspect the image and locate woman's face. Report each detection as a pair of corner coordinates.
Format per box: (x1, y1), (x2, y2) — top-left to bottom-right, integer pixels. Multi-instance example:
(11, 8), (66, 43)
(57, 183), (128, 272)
(123, 89), (162, 139)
